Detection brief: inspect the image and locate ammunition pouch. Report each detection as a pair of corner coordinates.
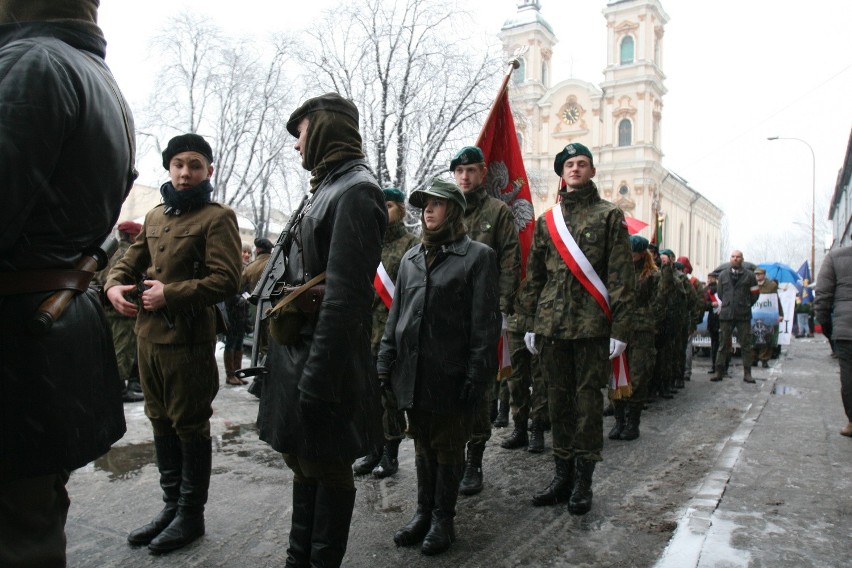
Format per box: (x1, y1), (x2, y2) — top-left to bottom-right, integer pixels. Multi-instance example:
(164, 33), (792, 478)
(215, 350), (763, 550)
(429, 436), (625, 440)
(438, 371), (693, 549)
(266, 272), (326, 346)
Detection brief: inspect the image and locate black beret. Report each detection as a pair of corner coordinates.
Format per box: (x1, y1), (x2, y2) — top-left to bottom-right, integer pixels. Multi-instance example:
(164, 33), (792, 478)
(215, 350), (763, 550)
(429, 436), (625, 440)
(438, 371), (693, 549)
(554, 143), (594, 175)
(254, 238), (273, 253)
(162, 133), (214, 170)
(286, 93), (359, 137)
(449, 146), (485, 171)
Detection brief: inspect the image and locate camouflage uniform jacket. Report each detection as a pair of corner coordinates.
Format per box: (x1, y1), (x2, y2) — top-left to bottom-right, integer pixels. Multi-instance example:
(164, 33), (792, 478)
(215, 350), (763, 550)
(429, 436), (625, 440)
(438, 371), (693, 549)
(517, 183), (634, 341)
(632, 264), (666, 335)
(371, 221), (418, 354)
(676, 270), (700, 332)
(464, 185), (521, 314)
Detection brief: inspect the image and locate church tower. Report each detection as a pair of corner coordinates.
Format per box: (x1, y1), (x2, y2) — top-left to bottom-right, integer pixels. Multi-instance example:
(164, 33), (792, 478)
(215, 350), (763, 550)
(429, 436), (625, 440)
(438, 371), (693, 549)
(596, 0), (668, 214)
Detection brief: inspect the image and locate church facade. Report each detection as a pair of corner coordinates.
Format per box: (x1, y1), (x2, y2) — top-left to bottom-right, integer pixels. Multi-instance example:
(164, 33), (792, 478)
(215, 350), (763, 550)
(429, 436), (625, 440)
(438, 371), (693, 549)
(499, 0), (723, 278)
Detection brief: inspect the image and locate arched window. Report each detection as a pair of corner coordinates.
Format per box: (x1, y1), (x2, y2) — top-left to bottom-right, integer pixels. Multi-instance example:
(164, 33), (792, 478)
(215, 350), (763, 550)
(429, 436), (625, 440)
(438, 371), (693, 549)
(679, 223), (685, 257)
(513, 57), (526, 84)
(541, 61), (548, 86)
(618, 119), (632, 147)
(620, 36), (634, 65)
(516, 131), (524, 152)
(697, 230), (702, 266)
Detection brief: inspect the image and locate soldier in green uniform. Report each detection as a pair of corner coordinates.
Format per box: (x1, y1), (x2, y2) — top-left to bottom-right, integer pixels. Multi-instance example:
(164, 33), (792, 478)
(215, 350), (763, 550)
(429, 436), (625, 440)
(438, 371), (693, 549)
(450, 146), (521, 496)
(608, 236), (665, 441)
(94, 221), (144, 403)
(353, 187), (419, 478)
(676, 256), (705, 383)
(106, 133), (242, 553)
(655, 249), (686, 398)
(519, 143), (634, 515)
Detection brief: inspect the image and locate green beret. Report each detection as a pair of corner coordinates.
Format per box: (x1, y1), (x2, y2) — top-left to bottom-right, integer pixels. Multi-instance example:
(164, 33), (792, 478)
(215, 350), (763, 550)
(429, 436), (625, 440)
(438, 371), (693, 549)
(162, 133), (214, 170)
(629, 235), (649, 252)
(754, 267), (766, 275)
(554, 143), (594, 175)
(409, 178), (466, 211)
(286, 93), (359, 137)
(383, 187), (406, 203)
(449, 146), (485, 171)
(659, 248), (675, 258)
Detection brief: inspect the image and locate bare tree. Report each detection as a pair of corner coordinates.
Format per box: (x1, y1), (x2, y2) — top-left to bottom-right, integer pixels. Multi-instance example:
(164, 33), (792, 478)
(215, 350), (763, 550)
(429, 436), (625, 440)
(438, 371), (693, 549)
(140, 16), (300, 238)
(299, 0), (501, 193)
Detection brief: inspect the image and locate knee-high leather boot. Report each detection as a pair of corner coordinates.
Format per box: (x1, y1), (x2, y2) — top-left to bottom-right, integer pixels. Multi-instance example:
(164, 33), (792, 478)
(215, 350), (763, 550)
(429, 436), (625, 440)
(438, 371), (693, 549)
(421, 463), (462, 556)
(310, 485), (356, 567)
(127, 434), (181, 546)
(148, 436), (210, 553)
(285, 481), (317, 567)
(394, 456), (434, 546)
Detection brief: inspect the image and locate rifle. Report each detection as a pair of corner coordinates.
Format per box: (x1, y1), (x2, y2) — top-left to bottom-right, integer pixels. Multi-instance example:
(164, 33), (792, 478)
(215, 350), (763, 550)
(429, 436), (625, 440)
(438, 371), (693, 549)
(235, 193), (310, 379)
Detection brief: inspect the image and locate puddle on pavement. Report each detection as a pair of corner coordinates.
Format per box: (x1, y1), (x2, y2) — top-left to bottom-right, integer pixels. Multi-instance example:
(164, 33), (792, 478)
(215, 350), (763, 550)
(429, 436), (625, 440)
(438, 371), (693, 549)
(771, 384), (800, 395)
(95, 423), (259, 480)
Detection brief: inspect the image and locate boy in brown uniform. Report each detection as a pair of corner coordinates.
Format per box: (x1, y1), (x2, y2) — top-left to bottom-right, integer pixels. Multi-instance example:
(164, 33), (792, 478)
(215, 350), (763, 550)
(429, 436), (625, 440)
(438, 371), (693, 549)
(106, 133), (242, 553)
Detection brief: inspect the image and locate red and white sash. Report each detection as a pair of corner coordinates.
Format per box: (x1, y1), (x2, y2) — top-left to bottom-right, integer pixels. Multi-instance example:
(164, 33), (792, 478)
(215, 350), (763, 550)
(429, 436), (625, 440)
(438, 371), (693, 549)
(543, 206), (631, 397)
(373, 262), (394, 309)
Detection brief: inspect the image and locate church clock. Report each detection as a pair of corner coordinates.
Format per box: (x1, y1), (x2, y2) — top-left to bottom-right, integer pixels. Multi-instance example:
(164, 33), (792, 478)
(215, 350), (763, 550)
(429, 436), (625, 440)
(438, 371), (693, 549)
(561, 103), (580, 125)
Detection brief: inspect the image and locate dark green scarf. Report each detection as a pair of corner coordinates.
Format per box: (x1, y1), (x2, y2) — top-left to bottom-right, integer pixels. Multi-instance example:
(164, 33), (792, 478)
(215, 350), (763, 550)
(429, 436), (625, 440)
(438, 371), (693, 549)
(303, 110), (364, 192)
(160, 179), (213, 215)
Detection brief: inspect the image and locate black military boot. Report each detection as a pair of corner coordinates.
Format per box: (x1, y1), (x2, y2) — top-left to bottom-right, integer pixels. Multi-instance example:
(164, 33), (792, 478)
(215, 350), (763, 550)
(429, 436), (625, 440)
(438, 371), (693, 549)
(127, 434), (181, 546)
(148, 436), (211, 553)
(531, 456), (573, 506)
(527, 422), (545, 454)
(492, 400), (509, 428)
(309, 485), (356, 567)
(568, 457), (596, 515)
(607, 402), (625, 440)
(352, 449), (381, 475)
(500, 421), (528, 449)
(373, 439), (400, 479)
(285, 481), (317, 567)
(743, 368), (756, 384)
(489, 399), (498, 424)
(457, 441), (484, 496)
(711, 363), (724, 382)
(421, 463), (462, 556)
(394, 456), (434, 547)
(620, 405), (641, 441)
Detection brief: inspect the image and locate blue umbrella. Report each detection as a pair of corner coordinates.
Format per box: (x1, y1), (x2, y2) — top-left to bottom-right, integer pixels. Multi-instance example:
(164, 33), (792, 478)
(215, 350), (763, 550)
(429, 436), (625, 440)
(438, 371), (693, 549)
(757, 262), (802, 285)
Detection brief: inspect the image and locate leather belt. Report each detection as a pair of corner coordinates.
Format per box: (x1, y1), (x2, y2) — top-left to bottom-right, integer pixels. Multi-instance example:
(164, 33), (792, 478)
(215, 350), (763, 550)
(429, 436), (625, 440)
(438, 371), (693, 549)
(0, 269), (94, 296)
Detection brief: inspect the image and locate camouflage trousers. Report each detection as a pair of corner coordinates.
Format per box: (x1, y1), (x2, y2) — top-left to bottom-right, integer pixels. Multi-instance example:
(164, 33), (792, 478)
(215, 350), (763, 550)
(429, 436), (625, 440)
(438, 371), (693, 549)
(540, 337), (609, 462)
(506, 329), (549, 426)
(381, 385), (407, 441)
(106, 310), (136, 380)
(611, 331), (656, 410)
(718, 319), (754, 372)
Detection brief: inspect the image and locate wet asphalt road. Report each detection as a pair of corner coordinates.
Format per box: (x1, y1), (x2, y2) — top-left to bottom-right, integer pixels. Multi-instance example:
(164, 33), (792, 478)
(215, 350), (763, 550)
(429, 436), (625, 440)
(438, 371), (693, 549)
(65, 337), (851, 567)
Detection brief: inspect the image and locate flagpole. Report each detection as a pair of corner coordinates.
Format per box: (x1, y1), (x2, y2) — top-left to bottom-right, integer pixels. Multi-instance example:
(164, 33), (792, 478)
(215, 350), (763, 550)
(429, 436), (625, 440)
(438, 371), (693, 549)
(475, 58), (520, 147)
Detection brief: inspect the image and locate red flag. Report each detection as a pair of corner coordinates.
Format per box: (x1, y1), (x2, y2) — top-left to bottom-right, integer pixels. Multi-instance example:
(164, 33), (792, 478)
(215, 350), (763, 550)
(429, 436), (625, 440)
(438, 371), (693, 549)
(476, 88), (536, 277)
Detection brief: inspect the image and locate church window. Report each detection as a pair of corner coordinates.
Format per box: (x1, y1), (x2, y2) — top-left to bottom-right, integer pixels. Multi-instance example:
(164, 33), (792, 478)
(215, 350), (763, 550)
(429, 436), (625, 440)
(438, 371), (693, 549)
(679, 223), (685, 256)
(517, 131), (524, 151)
(513, 57), (526, 84)
(620, 36), (634, 65)
(541, 61), (548, 87)
(618, 119), (632, 147)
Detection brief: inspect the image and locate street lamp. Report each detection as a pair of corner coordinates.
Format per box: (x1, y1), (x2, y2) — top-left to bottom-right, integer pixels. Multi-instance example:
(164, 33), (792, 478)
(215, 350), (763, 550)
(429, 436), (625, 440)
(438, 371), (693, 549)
(767, 136), (816, 276)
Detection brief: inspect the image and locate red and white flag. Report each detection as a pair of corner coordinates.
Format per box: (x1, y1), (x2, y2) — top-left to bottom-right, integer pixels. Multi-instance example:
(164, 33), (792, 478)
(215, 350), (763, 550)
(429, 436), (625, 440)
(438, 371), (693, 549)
(373, 262), (394, 310)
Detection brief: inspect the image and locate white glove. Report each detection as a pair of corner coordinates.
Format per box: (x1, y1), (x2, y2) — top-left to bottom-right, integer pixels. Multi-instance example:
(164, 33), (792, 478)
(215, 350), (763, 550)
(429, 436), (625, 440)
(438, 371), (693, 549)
(609, 338), (627, 360)
(524, 331), (538, 355)
(501, 312), (509, 332)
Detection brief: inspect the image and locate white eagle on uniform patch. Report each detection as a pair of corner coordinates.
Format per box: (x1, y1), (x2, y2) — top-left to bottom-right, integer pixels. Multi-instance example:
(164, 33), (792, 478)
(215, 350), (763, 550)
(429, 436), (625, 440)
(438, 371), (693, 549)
(484, 160), (535, 232)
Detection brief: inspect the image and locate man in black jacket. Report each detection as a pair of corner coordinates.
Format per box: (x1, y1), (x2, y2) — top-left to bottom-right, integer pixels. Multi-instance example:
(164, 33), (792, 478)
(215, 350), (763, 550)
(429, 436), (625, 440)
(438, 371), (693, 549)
(0, 1), (134, 565)
(256, 93), (386, 568)
(714, 250), (760, 383)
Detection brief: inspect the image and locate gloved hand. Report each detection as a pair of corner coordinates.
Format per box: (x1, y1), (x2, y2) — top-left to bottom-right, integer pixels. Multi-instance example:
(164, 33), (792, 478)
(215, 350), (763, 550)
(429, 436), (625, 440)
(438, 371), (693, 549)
(820, 320), (833, 340)
(524, 331), (538, 355)
(458, 378), (484, 407)
(299, 391), (337, 425)
(609, 338), (627, 360)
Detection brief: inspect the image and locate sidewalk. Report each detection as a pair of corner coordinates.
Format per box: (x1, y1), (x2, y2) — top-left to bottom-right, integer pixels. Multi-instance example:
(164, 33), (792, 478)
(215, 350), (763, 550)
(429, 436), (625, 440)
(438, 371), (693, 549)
(656, 337), (852, 567)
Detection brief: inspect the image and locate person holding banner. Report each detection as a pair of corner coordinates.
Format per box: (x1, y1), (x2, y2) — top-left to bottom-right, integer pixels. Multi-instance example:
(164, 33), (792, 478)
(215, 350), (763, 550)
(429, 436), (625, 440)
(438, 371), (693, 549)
(714, 250), (759, 383)
(752, 267), (784, 368)
(378, 179), (500, 555)
(450, 146), (521, 496)
(519, 143), (634, 515)
(353, 188), (418, 479)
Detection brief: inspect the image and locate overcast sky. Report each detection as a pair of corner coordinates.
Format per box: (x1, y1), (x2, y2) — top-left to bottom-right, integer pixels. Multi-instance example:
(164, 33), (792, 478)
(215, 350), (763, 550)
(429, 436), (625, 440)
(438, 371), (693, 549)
(98, 0), (852, 257)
